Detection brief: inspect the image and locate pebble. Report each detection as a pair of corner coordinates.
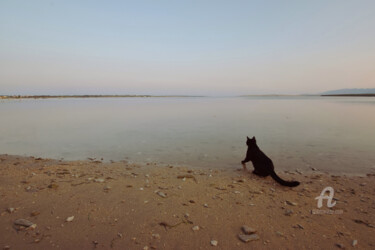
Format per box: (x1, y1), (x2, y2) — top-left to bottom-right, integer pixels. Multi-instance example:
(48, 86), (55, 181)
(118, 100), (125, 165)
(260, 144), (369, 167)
(152, 233), (161, 239)
(295, 224), (304, 229)
(103, 186), (111, 191)
(14, 219), (34, 227)
(3, 246), (10, 250)
(66, 216), (74, 222)
(352, 240), (358, 247)
(94, 178), (105, 183)
(7, 208), (15, 214)
(335, 243), (345, 248)
(276, 231), (284, 237)
(156, 191), (167, 198)
(203, 204), (209, 208)
(48, 183), (59, 189)
(295, 169), (303, 174)
(286, 200), (298, 206)
(210, 240), (218, 246)
(192, 225), (200, 231)
(241, 225), (256, 235)
(238, 234), (260, 242)
(284, 209), (293, 216)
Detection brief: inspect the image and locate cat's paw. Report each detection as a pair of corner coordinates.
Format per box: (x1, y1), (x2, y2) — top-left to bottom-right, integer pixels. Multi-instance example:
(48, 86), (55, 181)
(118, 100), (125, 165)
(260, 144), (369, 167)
(241, 163), (247, 170)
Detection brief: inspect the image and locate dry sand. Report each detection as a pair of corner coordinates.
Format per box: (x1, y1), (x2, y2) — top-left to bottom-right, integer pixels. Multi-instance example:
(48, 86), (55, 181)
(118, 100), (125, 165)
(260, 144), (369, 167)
(0, 154), (374, 249)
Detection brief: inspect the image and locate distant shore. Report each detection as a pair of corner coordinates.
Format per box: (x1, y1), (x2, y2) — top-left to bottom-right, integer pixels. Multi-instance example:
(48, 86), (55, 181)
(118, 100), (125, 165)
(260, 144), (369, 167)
(1, 154), (374, 249)
(321, 94), (375, 97)
(0, 95), (204, 99)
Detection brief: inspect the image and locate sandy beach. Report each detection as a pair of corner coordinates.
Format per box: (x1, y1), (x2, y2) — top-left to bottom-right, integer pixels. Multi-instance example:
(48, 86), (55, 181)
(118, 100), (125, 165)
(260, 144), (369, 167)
(0, 154), (374, 249)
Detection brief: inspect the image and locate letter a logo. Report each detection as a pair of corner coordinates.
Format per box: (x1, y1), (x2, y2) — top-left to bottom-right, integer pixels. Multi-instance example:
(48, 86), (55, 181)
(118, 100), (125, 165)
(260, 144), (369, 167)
(315, 187), (336, 208)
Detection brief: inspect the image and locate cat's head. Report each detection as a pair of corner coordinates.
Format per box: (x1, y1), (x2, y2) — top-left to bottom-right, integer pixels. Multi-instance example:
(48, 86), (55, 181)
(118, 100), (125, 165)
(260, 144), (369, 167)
(246, 136), (257, 146)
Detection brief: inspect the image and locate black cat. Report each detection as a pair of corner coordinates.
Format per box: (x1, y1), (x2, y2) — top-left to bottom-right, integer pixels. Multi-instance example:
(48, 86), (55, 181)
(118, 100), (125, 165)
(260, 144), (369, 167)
(241, 136), (300, 187)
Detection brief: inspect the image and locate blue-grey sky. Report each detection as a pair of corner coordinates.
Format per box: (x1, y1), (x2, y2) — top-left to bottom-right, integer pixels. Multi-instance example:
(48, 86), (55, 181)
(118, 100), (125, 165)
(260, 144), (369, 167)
(1, 0), (374, 95)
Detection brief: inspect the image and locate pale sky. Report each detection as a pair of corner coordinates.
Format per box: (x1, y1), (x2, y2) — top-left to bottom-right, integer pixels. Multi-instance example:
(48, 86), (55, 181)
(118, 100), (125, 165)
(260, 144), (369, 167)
(0, 0), (374, 96)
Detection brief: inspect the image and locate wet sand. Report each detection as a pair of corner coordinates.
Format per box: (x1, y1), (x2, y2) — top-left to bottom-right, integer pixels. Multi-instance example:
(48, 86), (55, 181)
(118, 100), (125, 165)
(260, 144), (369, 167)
(0, 155), (374, 249)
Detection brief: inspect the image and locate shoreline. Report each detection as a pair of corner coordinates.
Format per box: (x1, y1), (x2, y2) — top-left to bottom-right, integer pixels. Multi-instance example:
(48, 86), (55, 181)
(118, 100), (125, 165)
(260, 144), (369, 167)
(1, 154), (374, 249)
(0, 95), (205, 100)
(2, 153), (374, 177)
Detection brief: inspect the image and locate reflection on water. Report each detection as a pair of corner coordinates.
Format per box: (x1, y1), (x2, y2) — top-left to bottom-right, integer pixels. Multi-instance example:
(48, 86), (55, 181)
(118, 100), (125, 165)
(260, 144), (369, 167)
(1, 96), (374, 174)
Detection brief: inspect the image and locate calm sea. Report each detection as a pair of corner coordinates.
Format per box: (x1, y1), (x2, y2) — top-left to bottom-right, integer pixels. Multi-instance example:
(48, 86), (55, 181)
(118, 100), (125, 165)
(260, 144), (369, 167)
(1, 96), (374, 174)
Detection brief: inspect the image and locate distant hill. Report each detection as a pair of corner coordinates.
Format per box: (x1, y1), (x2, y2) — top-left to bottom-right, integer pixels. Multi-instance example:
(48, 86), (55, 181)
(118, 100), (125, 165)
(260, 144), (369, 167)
(321, 88), (375, 95)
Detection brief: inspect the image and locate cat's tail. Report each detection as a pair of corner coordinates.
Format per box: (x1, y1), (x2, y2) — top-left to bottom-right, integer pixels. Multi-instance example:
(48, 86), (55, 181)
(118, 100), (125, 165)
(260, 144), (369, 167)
(270, 170), (300, 187)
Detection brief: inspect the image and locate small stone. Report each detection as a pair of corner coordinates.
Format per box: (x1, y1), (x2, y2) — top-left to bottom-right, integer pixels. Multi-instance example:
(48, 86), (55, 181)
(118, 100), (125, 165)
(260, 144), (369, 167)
(286, 200), (298, 206)
(66, 216), (74, 222)
(192, 225), (200, 231)
(30, 211), (40, 217)
(238, 234), (260, 242)
(203, 204), (209, 208)
(7, 208), (15, 214)
(143, 246), (149, 250)
(352, 240), (358, 247)
(295, 224), (304, 229)
(14, 219), (34, 227)
(284, 209), (293, 216)
(276, 231), (284, 237)
(210, 240), (218, 246)
(156, 191), (167, 198)
(241, 225), (256, 235)
(3, 246), (11, 250)
(295, 169), (303, 174)
(103, 186), (111, 191)
(335, 243), (345, 248)
(94, 178), (105, 183)
(152, 233), (161, 239)
(48, 183), (59, 189)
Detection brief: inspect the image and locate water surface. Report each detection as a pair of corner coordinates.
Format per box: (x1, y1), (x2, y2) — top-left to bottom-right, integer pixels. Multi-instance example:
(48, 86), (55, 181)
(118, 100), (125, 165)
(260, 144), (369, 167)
(1, 96), (374, 174)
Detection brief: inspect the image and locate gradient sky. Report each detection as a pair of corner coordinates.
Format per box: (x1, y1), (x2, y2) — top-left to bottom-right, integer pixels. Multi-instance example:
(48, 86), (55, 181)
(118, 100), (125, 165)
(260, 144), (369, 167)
(1, 0), (374, 95)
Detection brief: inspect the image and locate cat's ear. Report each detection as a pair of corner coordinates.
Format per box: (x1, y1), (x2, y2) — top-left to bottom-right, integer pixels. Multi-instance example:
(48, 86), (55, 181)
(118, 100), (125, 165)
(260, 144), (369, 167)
(252, 136), (256, 142)
(247, 136), (250, 140)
